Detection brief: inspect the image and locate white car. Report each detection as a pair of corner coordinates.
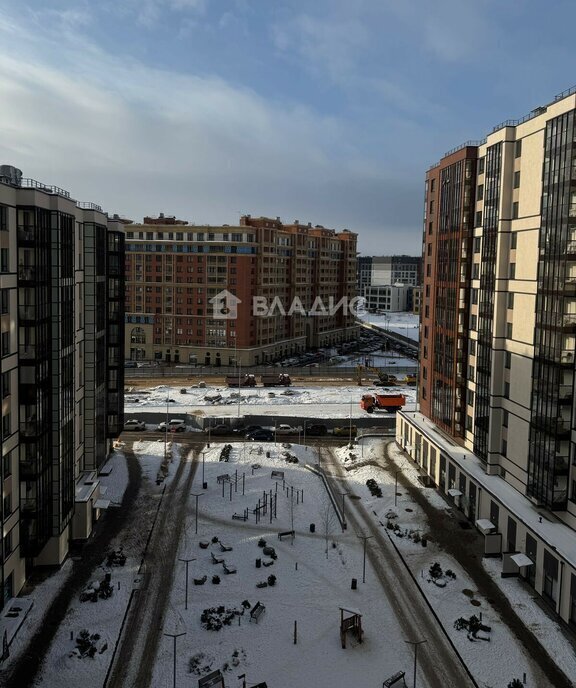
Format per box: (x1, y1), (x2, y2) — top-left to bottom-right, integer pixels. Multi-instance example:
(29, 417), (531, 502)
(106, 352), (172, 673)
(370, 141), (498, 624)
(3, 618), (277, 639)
(124, 419), (146, 431)
(275, 424), (302, 435)
(157, 419), (186, 432)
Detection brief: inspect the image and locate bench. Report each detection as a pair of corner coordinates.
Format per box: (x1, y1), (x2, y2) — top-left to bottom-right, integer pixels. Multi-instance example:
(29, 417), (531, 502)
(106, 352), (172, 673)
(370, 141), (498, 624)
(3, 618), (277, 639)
(211, 552), (224, 565)
(232, 513), (247, 521)
(250, 601), (266, 623)
(383, 671), (406, 687)
(193, 575), (207, 585)
(222, 562), (237, 575)
(278, 530), (295, 540)
(219, 543), (233, 552)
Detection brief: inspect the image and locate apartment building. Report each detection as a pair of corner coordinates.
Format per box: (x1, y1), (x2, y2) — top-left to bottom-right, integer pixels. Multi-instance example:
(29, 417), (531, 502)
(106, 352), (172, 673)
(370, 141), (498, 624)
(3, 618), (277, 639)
(371, 255), (421, 287)
(398, 87), (576, 627)
(124, 215), (358, 366)
(0, 165), (124, 606)
(364, 284), (411, 312)
(357, 255), (373, 295)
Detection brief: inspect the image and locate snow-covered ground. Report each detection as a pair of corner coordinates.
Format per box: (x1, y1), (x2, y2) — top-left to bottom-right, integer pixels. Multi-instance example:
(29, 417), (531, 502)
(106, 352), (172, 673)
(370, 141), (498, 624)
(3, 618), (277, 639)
(4, 438), (575, 688)
(358, 311), (420, 342)
(124, 384), (418, 420)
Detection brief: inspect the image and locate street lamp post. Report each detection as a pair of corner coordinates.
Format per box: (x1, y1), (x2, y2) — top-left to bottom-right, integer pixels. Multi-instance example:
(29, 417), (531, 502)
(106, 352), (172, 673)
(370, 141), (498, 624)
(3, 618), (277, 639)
(190, 492), (204, 534)
(178, 557), (195, 610)
(303, 420), (307, 450)
(348, 397), (353, 443)
(207, 421), (211, 448)
(339, 491), (347, 532)
(404, 638), (427, 688)
(163, 631), (186, 688)
(356, 533), (374, 583)
(395, 470), (400, 508)
(274, 419), (277, 446)
(201, 451), (207, 490)
(164, 394), (170, 460)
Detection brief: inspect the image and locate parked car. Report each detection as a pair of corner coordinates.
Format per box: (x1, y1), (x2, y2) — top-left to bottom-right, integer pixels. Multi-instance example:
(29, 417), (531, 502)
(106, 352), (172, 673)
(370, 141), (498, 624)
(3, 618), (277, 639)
(306, 424), (328, 436)
(157, 419), (186, 432)
(209, 424), (231, 436)
(232, 424), (262, 435)
(124, 419), (146, 431)
(124, 361), (137, 368)
(246, 429), (274, 441)
(275, 424), (302, 435)
(333, 425), (357, 437)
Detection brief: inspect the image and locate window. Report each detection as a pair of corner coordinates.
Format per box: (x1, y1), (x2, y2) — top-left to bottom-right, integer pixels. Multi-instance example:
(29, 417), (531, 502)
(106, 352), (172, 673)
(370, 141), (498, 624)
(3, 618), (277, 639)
(470, 314), (477, 330)
(466, 415), (473, 431)
(506, 322), (513, 339)
(473, 263), (480, 279)
(0, 291), (8, 314)
(510, 232), (517, 249)
(429, 200), (434, 213)
(478, 157), (485, 174)
(509, 263), (516, 279)
(472, 288), (478, 304)
(0, 249), (8, 273)
(503, 410), (509, 427)
(468, 365), (475, 380)
(0, 332), (8, 357)
(469, 340), (476, 356)
(504, 381), (510, 398)
(430, 179), (435, 192)
(428, 222), (433, 235)
(505, 351), (512, 369)
(1, 413), (10, 437)
(427, 243), (432, 256)
(512, 202), (519, 220)
(474, 237), (481, 253)
(467, 390), (474, 406)
(501, 439), (507, 457)
(477, 184), (484, 201)
(475, 211), (483, 227)
(1, 372), (9, 398)
(515, 140), (522, 158)
(508, 293), (514, 309)
(0, 205), (7, 231)
(513, 171), (521, 188)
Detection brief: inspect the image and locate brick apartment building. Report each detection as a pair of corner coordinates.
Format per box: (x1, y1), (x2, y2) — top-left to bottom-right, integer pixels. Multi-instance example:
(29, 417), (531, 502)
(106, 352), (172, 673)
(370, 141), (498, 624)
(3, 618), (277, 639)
(398, 86), (576, 626)
(124, 215), (358, 366)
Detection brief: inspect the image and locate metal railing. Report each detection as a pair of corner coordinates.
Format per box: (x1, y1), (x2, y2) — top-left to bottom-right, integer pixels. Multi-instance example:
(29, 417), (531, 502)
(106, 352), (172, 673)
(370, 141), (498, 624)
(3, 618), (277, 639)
(20, 178), (70, 198)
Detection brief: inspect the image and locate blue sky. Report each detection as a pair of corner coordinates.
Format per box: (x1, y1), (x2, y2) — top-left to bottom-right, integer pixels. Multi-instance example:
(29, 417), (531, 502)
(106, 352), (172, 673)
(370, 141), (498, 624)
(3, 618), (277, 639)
(1, 1), (576, 253)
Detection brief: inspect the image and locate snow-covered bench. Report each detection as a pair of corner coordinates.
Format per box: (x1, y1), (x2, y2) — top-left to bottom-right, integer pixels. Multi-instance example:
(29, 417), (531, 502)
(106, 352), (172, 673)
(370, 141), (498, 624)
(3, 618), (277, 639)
(222, 562), (237, 575)
(219, 543), (233, 552)
(250, 601), (265, 623)
(278, 530), (295, 540)
(211, 552), (224, 565)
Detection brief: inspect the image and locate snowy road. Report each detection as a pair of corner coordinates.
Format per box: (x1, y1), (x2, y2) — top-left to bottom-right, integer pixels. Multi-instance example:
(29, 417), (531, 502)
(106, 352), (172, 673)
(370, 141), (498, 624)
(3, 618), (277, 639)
(106, 442), (202, 688)
(320, 448), (477, 688)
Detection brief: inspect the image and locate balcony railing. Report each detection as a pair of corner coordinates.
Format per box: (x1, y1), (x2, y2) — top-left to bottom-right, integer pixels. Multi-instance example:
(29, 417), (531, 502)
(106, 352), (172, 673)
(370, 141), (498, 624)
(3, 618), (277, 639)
(19, 345), (37, 359)
(17, 227), (35, 242)
(20, 421), (41, 437)
(18, 266), (35, 281)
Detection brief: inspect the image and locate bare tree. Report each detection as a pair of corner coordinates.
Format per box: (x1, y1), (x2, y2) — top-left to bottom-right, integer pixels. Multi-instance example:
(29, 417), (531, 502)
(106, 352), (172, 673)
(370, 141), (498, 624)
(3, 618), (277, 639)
(319, 496), (338, 558)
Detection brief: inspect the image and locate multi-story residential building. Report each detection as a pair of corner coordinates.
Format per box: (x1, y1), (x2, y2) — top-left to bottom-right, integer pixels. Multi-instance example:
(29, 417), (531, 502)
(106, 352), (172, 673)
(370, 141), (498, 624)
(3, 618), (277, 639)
(371, 255), (421, 287)
(398, 87), (576, 627)
(0, 165), (124, 606)
(357, 255), (373, 295)
(124, 215), (358, 366)
(364, 284), (411, 312)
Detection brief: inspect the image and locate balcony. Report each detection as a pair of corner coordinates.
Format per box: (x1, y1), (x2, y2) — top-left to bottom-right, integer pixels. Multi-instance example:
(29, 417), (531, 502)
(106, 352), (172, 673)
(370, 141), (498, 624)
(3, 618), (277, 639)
(20, 420), (41, 438)
(560, 350), (575, 365)
(558, 384), (573, 403)
(17, 227), (35, 243)
(18, 265), (36, 282)
(18, 305), (36, 321)
(555, 456), (570, 475)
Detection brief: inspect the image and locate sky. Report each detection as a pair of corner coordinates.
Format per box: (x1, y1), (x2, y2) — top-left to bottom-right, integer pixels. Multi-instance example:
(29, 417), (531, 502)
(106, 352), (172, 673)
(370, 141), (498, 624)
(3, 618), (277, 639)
(1, 1), (576, 254)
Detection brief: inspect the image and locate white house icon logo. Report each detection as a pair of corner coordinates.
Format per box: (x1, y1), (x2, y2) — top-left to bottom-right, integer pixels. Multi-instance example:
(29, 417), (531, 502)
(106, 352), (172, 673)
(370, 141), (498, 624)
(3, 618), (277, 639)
(209, 290), (241, 320)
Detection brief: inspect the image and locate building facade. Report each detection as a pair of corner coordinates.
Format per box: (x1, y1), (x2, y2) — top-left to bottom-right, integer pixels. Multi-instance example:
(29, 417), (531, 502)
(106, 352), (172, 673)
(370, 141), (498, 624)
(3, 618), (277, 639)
(357, 255), (373, 295)
(371, 255), (421, 287)
(0, 165), (124, 606)
(124, 215), (358, 366)
(399, 87), (576, 627)
(364, 284), (411, 312)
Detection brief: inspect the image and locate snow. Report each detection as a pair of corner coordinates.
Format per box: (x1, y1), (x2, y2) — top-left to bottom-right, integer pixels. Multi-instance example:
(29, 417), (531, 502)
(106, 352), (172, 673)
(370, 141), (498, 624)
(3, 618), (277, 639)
(124, 384), (418, 419)
(6, 433), (576, 687)
(358, 312), (420, 342)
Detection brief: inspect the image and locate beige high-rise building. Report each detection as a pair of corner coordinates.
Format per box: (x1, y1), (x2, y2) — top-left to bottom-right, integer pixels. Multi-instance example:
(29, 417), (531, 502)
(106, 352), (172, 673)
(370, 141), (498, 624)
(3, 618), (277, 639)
(399, 87), (576, 625)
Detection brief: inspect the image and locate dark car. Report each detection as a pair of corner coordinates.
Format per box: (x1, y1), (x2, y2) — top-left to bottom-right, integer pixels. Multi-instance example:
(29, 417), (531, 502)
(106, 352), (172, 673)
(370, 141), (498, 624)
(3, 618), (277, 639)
(232, 424), (262, 435)
(209, 424), (232, 436)
(246, 429), (274, 441)
(306, 424), (328, 436)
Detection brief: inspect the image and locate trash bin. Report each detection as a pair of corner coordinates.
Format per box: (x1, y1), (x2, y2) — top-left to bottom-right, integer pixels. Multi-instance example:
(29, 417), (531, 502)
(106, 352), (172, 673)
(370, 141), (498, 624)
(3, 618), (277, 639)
(351, 578), (357, 590)
(266, 451), (271, 458)
(202, 482), (208, 490)
(310, 523), (315, 533)
(421, 538), (427, 547)
(256, 558), (261, 568)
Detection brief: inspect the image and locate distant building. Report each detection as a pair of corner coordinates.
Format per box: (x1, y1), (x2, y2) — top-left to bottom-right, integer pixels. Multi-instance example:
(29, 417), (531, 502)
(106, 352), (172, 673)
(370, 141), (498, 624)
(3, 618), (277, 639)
(0, 165), (124, 606)
(371, 255), (421, 287)
(364, 284), (411, 312)
(357, 256), (373, 294)
(411, 285), (422, 315)
(124, 215), (358, 365)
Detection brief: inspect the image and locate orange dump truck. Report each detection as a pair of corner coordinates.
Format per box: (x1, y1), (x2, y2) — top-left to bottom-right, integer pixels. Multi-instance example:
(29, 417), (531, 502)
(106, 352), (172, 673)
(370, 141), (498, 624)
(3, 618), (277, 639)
(260, 373), (292, 387)
(225, 374), (257, 387)
(360, 393), (406, 413)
